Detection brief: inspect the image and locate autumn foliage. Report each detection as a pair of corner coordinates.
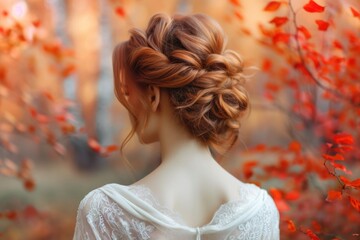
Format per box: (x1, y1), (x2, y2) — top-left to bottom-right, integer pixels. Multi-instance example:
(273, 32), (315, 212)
(0, 0), (359, 239)
(230, 0), (360, 239)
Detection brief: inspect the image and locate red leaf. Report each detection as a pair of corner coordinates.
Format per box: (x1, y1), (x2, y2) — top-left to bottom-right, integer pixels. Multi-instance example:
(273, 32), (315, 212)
(29, 107), (37, 118)
(305, 229), (320, 240)
(243, 160), (257, 179)
(330, 162), (352, 174)
(322, 153), (344, 161)
(5, 211), (17, 221)
(115, 7), (126, 17)
(311, 221), (322, 232)
(315, 19), (329, 31)
(349, 178), (360, 189)
(23, 205), (38, 219)
(303, 0), (325, 13)
(326, 190), (342, 202)
(350, 7), (360, 18)
(333, 133), (354, 145)
(340, 176), (351, 185)
(333, 40), (343, 49)
(264, 1), (282, 11)
(269, 17), (288, 27)
(272, 32), (291, 44)
(297, 25), (312, 39)
(262, 58), (272, 71)
(286, 219), (296, 232)
(269, 188), (289, 212)
(288, 141), (301, 153)
(349, 196), (360, 211)
(24, 178), (35, 191)
(285, 191), (300, 201)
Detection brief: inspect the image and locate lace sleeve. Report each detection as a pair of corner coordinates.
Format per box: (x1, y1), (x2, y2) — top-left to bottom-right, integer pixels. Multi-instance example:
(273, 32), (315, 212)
(73, 189), (156, 240)
(227, 190), (280, 240)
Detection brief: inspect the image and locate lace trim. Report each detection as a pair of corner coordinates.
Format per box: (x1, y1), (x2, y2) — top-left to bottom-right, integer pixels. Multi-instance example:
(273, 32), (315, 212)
(126, 181), (261, 228)
(74, 181), (280, 240)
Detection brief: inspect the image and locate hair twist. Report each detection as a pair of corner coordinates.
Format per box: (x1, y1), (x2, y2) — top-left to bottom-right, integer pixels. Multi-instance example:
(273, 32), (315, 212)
(113, 13), (250, 155)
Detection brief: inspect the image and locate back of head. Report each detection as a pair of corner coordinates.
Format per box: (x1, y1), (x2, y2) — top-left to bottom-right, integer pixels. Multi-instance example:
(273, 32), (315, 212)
(113, 13), (249, 155)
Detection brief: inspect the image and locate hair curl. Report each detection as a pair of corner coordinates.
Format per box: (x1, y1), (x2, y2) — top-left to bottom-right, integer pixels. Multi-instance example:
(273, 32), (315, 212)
(113, 13), (249, 163)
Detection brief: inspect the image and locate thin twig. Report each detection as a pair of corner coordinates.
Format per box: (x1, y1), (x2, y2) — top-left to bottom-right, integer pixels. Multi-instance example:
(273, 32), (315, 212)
(288, 0), (360, 108)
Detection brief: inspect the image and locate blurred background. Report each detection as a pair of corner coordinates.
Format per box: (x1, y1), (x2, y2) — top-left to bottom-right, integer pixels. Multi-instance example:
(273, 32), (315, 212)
(0, 0), (359, 239)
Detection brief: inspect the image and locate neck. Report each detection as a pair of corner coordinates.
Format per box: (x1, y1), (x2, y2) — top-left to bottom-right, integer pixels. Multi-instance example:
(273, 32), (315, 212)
(158, 117), (217, 169)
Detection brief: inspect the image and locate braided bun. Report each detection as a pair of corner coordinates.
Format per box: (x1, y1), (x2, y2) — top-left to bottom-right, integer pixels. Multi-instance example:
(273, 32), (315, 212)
(113, 13), (249, 154)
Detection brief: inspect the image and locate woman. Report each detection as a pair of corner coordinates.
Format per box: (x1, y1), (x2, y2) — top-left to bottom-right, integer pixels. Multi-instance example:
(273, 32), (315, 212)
(73, 13), (280, 240)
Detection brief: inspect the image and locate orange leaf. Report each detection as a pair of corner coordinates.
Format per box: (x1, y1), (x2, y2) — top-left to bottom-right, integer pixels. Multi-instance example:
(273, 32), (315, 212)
(350, 7), (360, 18)
(269, 17), (288, 27)
(253, 144), (266, 152)
(303, 0), (325, 13)
(349, 196), (360, 211)
(240, 27), (251, 36)
(88, 138), (102, 152)
(326, 190), (342, 202)
(62, 64), (76, 77)
(37, 114), (49, 124)
(234, 10), (243, 21)
(43, 90), (54, 101)
(286, 219), (296, 232)
(105, 145), (118, 153)
(32, 20), (41, 28)
(315, 19), (329, 31)
(264, 1), (282, 11)
(229, 0), (241, 6)
(115, 7), (126, 17)
(265, 82), (280, 92)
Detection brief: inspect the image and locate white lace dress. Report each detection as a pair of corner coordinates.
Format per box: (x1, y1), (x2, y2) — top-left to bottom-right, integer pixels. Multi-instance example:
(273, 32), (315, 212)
(73, 181), (280, 240)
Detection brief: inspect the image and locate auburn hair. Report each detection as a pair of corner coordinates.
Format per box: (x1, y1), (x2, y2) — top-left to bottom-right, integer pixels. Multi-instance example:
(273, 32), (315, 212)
(112, 13), (249, 170)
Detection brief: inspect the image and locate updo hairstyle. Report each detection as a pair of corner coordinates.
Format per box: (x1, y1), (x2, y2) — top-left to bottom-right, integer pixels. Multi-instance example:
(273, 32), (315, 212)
(113, 13), (249, 158)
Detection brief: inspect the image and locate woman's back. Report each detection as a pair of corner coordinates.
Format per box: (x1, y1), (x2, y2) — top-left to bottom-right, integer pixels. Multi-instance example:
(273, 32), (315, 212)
(74, 179), (279, 240)
(131, 156), (245, 228)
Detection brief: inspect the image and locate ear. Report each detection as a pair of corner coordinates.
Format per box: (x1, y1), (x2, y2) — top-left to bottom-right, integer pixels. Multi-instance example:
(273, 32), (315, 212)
(147, 85), (160, 112)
